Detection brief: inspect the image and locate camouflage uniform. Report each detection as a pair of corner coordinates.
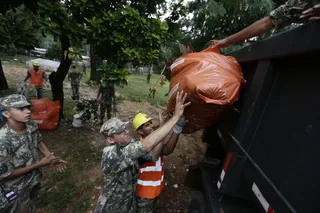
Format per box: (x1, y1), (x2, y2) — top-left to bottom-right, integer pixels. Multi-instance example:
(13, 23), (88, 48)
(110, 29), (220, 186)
(0, 95), (43, 212)
(68, 67), (83, 100)
(270, 0), (320, 29)
(94, 118), (155, 213)
(99, 84), (115, 122)
(136, 197), (157, 213)
(0, 193), (23, 213)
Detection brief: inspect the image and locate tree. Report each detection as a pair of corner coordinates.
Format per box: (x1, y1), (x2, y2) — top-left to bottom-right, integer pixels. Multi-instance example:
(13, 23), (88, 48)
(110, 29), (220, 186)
(181, 0), (275, 52)
(0, 61), (8, 91)
(0, 0), (178, 119)
(37, 0), (172, 118)
(79, 0), (169, 81)
(0, 4), (40, 91)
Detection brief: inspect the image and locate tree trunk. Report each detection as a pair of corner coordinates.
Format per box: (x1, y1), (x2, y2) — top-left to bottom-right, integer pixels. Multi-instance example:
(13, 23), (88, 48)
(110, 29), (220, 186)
(0, 60), (9, 91)
(90, 45), (99, 82)
(49, 35), (71, 120)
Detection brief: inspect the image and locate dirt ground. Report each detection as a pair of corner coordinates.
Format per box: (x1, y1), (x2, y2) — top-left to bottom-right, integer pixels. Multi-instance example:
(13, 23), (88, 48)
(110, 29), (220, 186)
(2, 62), (207, 213)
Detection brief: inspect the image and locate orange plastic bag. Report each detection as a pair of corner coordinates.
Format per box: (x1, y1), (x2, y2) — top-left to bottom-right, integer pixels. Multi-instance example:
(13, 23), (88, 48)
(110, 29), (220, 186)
(167, 43), (245, 133)
(30, 98), (61, 130)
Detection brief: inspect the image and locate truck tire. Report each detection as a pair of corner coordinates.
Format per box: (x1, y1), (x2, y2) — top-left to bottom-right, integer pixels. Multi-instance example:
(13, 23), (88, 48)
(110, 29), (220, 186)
(188, 191), (206, 213)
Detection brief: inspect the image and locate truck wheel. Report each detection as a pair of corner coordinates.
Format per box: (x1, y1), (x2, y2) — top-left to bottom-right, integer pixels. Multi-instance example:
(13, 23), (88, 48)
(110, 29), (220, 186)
(188, 191), (206, 213)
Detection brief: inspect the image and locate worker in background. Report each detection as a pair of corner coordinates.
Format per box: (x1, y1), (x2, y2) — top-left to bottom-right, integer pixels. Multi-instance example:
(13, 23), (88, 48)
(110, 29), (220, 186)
(148, 86), (156, 99)
(82, 63), (86, 76)
(68, 64), (83, 100)
(160, 75), (166, 86)
(213, 1), (320, 49)
(132, 111), (186, 213)
(94, 91), (190, 213)
(97, 79), (116, 124)
(0, 94), (67, 212)
(24, 61), (48, 99)
(147, 71), (152, 84)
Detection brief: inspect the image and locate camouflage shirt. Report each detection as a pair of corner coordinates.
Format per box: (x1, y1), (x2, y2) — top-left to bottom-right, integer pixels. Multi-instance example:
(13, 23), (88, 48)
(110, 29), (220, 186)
(0, 187), (20, 213)
(94, 139), (148, 213)
(270, 0), (320, 29)
(100, 85), (115, 106)
(68, 68), (82, 85)
(0, 121), (43, 196)
(0, 187), (10, 212)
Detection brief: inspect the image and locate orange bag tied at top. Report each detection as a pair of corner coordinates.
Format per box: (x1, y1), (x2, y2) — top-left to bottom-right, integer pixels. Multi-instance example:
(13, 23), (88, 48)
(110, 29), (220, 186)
(167, 44), (245, 133)
(30, 98), (61, 130)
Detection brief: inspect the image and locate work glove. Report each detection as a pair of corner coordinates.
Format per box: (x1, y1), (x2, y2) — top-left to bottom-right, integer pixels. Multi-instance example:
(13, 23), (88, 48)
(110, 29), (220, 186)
(45, 82), (51, 88)
(172, 115), (187, 134)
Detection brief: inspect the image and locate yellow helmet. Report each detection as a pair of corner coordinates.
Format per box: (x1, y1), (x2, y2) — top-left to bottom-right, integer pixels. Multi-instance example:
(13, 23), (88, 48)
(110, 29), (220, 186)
(32, 61), (39, 66)
(132, 113), (152, 131)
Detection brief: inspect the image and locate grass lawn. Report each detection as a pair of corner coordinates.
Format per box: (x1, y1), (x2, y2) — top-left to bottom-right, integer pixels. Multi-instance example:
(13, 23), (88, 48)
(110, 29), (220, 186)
(82, 71), (170, 107)
(1, 54), (36, 68)
(116, 73), (170, 107)
(1, 55), (170, 117)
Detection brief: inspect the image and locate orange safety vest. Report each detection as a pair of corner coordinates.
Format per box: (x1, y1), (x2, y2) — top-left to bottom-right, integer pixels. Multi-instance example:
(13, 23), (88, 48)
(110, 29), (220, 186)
(28, 68), (44, 86)
(136, 137), (165, 199)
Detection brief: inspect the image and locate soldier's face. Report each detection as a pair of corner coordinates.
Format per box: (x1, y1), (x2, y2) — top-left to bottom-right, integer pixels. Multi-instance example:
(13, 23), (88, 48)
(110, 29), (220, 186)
(108, 128), (131, 144)
(3, 106), (31, 123)
(138, 121), (154, 137)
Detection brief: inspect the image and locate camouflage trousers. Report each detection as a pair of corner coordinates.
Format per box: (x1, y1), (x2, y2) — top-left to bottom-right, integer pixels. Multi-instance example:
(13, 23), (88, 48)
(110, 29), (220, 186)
(137, 197), (158, 213)
(29, 86), (43, 99)
(19, 183), (41, 213)
(100, 103), (112, 123)
(0, 199), (25, 213)
(71, 83), (80, 100)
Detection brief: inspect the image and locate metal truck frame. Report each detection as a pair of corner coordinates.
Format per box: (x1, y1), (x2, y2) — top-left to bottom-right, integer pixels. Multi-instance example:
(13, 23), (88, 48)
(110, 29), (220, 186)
(185, 21), (320, 213)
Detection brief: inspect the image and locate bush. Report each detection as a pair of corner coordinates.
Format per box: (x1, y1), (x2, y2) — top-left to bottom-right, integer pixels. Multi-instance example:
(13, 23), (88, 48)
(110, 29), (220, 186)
(46, 42), (61, 60)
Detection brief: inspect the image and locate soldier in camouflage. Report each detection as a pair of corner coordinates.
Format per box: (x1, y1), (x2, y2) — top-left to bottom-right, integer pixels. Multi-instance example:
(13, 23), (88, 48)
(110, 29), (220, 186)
(213, 0), (320, 49)
(68, 64), (83, 100)
(94, 91), (191, 213)
(97, 79), (116, 124)
(0, 94), (67, 212)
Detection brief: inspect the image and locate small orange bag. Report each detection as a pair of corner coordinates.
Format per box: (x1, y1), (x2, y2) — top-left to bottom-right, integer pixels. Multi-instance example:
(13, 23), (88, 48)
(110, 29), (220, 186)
(30, 98), (60, 130)
(167, 43), (245, 133)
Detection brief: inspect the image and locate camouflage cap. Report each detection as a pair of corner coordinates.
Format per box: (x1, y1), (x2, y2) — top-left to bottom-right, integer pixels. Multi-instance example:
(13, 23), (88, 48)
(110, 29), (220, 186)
(0, 94), (31, 108)
(100, 117), (129, 137)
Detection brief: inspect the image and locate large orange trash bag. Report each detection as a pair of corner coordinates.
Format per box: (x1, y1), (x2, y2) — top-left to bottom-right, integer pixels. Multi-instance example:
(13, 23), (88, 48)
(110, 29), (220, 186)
(167, 43), (245, 133)
(30, 98), (61, 130)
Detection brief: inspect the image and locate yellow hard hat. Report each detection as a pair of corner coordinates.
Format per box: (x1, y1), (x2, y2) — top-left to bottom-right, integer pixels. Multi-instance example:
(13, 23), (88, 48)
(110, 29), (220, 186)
(32, 61), (39, 66)
(132, 113), (153, 131)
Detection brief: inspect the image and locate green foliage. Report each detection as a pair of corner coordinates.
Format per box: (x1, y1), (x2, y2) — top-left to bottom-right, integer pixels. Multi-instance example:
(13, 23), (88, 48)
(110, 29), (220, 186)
(165, 0), (188, 39)
(182, 0), (275, 51)
(46, 42), (61, 60)
(159, 42), (181, 64)
(37, 0), (170, 66)
(97, 62), (130, 88)
(36, 0), (173, 87)
(0, 5), (40, 53)
(87, 7), (168, 66)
